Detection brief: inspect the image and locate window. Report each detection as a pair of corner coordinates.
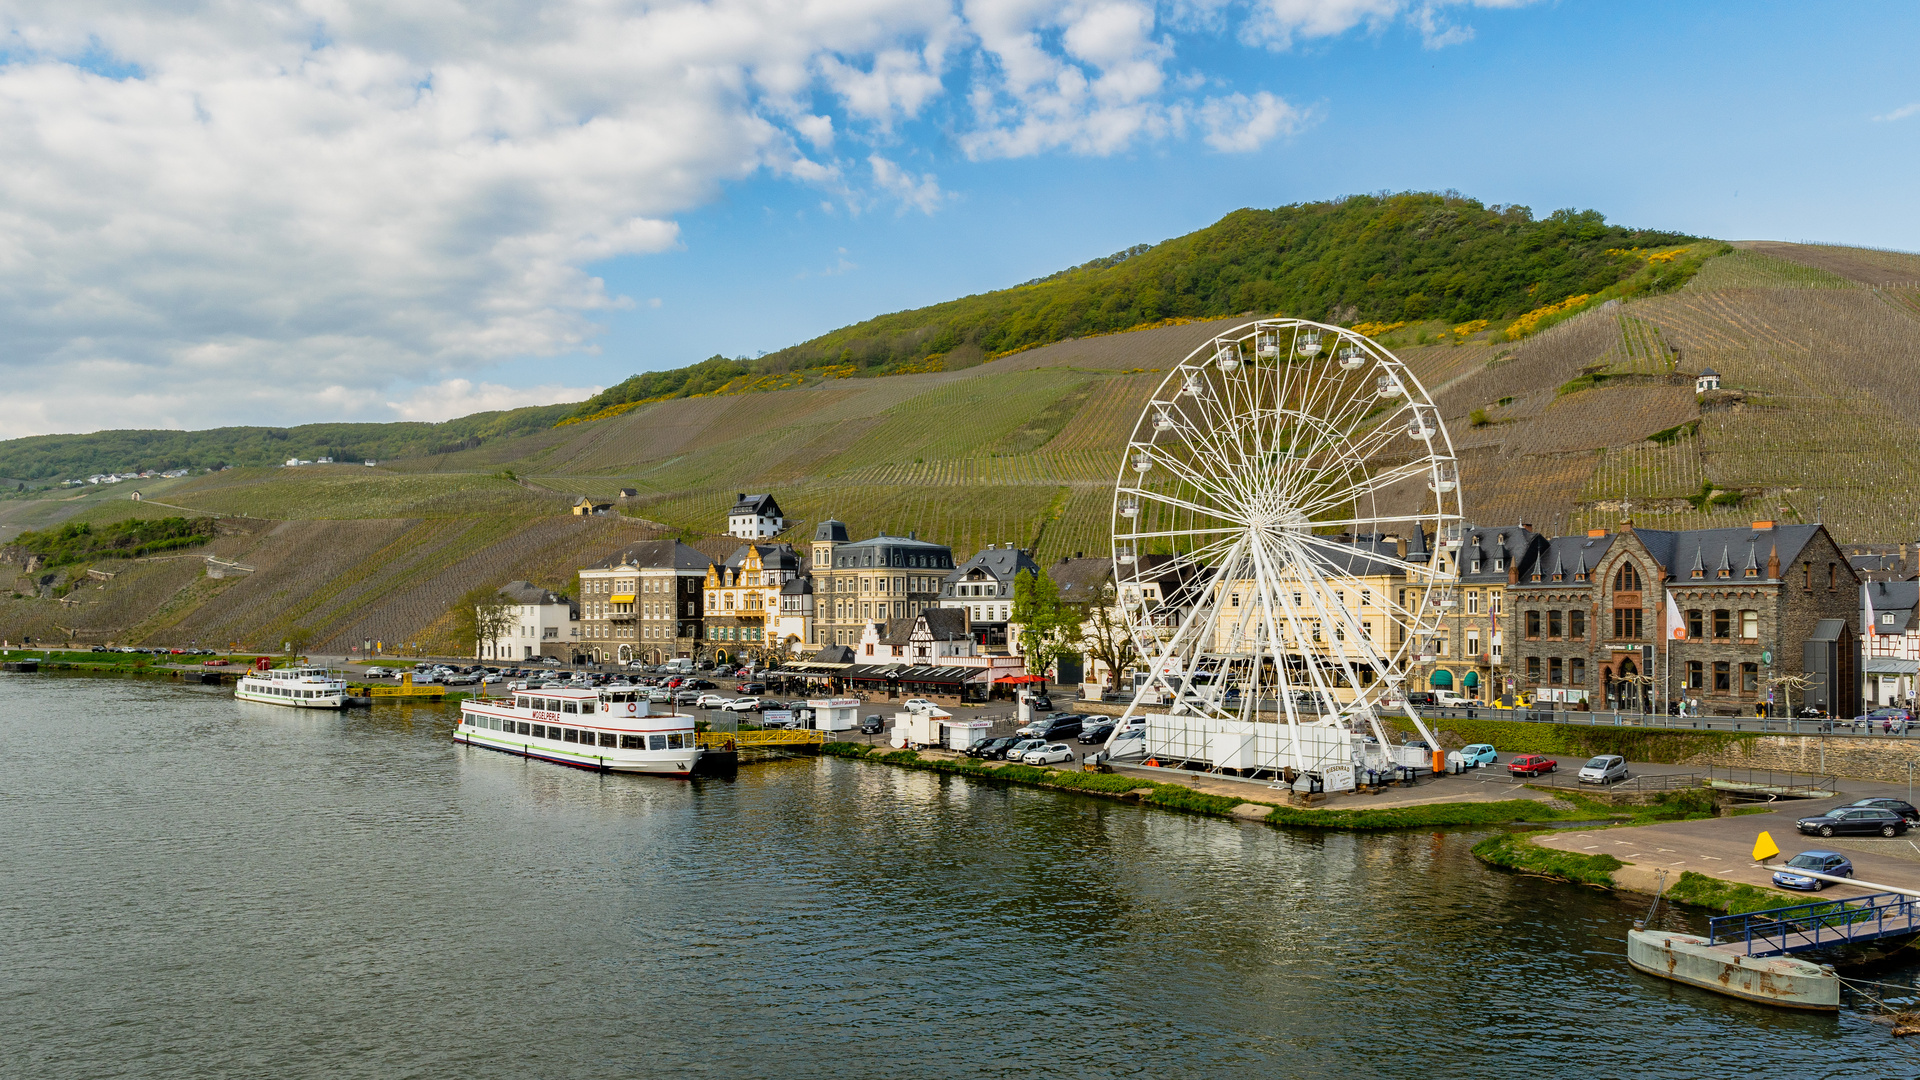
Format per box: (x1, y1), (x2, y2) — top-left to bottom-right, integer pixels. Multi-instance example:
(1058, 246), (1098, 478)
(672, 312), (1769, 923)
(650, 734), (667, 750)
(1525, 611), (1541, 638)
(563, 700), (578, 714)
(1829, 563), (1837, 590)
(563, 728), (578, 743)
(1613, 607), (1643, 639)
(1741, 610), (1759, 639)
(1569, 658), (1585, 685)
(1712, 610), (1730, 639)
(1548, 657), (1563, 684)
(599, 732), (618, 748)
(1466, 591), (1480, 615)
(1686, 610), (1703, 639)
(517, 722), (531, 735)
(1686, 661), (1704, 689)
(1713, 661), (1731, 692)
(1568, 610), (1586, 639)
(1526, 656), (1541, 680)
(1742, 663), (1759, 693)
(1490, 592), (1502, 616)
(1548, 610), (1563, 638)
(1466, 630), (1480, 655)
(620, 734), (645, 749)
(1614, 563), (1640, 592)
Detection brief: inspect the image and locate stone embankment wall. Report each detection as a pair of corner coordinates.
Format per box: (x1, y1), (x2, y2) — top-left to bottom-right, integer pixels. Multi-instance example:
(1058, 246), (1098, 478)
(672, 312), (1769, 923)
(1681, 735), (1920, 786)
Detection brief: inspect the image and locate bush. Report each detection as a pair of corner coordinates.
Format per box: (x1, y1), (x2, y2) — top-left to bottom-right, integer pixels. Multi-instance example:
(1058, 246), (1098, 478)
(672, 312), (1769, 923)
(1663, 871), (1789, 915)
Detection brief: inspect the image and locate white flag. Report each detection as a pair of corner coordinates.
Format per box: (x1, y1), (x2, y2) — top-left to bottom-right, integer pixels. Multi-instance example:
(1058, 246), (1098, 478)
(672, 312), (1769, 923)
(1667, 590), (1685, 640)
(1865, 583), (1876, 637)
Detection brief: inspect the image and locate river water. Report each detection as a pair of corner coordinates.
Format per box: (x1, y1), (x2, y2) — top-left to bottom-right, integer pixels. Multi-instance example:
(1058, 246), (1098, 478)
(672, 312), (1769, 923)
(1, 674), (1912, 1079)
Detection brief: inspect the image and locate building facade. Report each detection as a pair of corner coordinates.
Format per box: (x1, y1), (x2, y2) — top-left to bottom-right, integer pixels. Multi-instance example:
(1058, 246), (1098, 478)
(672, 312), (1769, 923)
(939, 543), (1039, 652)
(1426, 524), (1548, 701)
(1508, 521), (1861, 717)
(577, 540), (712, 664)
(727, 493), (786, 539)
(703, 543), (802, 663)
(1863, 579), (1919, 707)
(809, 521), (955, 648)
(478, 581), (580, 661)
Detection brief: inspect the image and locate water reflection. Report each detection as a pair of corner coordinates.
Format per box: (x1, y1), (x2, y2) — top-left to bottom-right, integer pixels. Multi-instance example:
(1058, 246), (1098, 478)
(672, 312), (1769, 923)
(0, 674), (1912, 1079)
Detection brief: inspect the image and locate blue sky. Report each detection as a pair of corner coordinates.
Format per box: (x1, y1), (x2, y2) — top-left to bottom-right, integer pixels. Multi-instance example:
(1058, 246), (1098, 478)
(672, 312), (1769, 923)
(1, 1), (1916, 437)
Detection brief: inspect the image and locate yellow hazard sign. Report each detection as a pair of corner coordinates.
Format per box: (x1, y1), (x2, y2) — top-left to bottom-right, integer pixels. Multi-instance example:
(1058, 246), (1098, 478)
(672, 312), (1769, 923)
(1751, 831), (1780, 862)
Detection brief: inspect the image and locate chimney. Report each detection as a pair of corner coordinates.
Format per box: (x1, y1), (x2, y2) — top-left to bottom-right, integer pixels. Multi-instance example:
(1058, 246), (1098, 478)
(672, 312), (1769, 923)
(1508, 562), (1519, 585)
(1767, 543), (1780, 581)
(1751, 520), (1775, 530)
(1587, 528), (1608, 538)
(735, 493), (744, 503)
(910, 530), (917, 541)
(1520, 522), (1534, 532)
(1620, 519), (1634, 531)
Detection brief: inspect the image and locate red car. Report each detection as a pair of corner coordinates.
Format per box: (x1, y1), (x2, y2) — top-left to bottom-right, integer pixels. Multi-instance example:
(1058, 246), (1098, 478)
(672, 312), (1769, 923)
(1508, 755), (1557, 777)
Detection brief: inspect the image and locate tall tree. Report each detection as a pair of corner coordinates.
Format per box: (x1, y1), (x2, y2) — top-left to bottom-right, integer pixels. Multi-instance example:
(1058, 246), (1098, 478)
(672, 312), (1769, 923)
(1077, 581), (1138, 693)
(1011, 567), (1075, 678)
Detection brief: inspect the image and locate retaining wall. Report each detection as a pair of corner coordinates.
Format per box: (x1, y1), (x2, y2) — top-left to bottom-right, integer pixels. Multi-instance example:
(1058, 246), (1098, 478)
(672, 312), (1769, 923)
(1681, 735), (1920, 786)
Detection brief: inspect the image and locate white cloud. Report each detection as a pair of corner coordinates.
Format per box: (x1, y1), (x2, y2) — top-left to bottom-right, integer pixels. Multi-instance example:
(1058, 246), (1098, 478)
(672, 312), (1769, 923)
(387, 379), (601, 423)
(1199, 90), (1305, 150)
(870, 155), (947, 213)
(0, 0), (1524, 438)
(1875, 103), (1920, 122)
(1243, 0), (1530, 50)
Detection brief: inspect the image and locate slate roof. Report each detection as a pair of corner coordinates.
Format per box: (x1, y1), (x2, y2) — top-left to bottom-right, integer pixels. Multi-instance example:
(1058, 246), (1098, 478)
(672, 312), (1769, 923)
(814, 518), (850, 542)
(1453, 525), (1546, 583)
(829, 533), (953, 568)
(1519, 533), (1616, 586)
(724, 543), (801, 572)
(1641, 524), (1822, 584)
(876, 609), (972, 645)
(780, 576), (813, 596)
(943, 544), (1039, 594)
(1049, 555), (1114, 605)
(586, 539), (713, 572)
(497, 580), (573, 611)
(1866, 579), (1919, 636)
(729, 493), (783, 518)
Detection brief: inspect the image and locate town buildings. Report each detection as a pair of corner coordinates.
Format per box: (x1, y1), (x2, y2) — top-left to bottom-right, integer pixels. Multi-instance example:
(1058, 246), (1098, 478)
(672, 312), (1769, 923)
(577, 540), (712, 665)
(1863, 578), (1918, 707)
(479, 581), (579, 661)
(808, 521), (954, 648)
(940, 543), (1038, 651)
(1423, 524), (1547, 701)
(1507, 521), (1861, 717)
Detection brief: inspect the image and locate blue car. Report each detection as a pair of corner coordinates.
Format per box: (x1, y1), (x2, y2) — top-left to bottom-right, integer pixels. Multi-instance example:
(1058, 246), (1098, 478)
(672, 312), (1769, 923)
(1459, 743), (1498, 767)
(1772, 851), (1853, 891)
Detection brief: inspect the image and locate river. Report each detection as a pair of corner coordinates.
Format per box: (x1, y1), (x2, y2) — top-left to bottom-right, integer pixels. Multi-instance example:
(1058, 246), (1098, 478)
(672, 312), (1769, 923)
(0, 674), (1910, 1078)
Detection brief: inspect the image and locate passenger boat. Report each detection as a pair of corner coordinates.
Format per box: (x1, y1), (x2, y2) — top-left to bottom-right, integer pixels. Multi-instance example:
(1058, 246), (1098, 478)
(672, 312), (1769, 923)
(456, 685), (701, 775)
(234, 659), (349, 709)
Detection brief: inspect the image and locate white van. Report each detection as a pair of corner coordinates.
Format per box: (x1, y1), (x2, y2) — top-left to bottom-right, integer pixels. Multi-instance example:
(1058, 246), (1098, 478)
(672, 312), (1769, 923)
(661, 657), (694, 674)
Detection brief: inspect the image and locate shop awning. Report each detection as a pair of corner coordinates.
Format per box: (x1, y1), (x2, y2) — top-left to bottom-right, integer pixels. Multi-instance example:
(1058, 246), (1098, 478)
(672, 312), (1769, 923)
(1865, 657), (1919, 675)
(1462, 671), (1479, 688)
(893, 665), (981, 685)
(609, 594), (635, 604)
(1429, 669), (1453, 688)
(841, 664), (903, 681)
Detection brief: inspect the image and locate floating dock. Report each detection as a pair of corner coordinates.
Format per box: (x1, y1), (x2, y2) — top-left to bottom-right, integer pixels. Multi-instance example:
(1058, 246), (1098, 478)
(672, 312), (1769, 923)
(1628, 931), (1839, 1011)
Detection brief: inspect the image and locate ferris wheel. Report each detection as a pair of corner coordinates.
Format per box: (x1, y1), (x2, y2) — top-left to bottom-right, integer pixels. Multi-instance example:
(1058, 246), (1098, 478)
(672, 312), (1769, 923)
(1111, 318), (1461, 764)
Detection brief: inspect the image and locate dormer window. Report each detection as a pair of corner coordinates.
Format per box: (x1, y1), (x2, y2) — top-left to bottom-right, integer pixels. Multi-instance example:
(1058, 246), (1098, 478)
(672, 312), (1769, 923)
(1471, 560), (1481, 573)
(1494, 558), (1505, 571)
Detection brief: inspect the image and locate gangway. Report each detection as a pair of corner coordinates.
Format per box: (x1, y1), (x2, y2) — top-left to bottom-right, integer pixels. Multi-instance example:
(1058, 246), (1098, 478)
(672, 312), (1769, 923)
(1707, 892), (1920, 957)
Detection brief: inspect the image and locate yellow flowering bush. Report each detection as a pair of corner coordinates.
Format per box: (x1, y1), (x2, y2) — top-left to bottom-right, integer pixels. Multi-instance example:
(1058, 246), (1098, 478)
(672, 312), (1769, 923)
(1505, 293), (1591, 338)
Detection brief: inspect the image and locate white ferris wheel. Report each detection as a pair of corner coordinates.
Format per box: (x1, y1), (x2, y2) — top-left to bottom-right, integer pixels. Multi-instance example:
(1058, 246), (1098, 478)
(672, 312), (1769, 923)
(1111, 318), (1461, 770)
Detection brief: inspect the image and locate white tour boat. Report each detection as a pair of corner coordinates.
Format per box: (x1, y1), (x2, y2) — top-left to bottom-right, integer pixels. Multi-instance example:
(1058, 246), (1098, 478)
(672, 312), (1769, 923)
(235, 660), (349, 709)
(456, 685), (702, 776)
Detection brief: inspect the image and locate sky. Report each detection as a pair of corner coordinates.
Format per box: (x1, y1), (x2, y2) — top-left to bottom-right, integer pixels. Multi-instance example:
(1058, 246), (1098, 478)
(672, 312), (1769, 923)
(1, 0), (1917, 439)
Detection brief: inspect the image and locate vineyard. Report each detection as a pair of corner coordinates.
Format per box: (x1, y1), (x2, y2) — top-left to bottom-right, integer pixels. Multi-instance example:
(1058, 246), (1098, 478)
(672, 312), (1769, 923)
(10, 241), (1920, 651)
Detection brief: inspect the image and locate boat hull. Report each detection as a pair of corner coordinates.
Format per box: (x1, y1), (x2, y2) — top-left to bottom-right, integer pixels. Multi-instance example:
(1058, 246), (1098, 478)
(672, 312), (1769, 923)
(455, 728), (700, 775)
(235, 686), (347, 709)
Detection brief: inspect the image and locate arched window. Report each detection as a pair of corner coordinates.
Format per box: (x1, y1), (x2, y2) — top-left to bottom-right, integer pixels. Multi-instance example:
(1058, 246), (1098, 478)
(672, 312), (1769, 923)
(1614, 563), (1640, 592)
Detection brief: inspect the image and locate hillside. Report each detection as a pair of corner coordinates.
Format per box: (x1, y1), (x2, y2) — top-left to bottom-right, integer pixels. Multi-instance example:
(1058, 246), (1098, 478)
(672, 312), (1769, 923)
(6, 237), (1920, 657)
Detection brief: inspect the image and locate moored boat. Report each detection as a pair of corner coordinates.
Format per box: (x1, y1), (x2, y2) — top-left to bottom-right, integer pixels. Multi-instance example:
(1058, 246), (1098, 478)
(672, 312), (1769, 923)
(456, 685), (701, 776)
(235, 659), (349, 709)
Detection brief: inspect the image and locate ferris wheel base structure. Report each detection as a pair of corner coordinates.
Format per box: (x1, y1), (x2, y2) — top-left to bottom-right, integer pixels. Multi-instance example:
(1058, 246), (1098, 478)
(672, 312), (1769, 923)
(1123, 710), (1434, 786)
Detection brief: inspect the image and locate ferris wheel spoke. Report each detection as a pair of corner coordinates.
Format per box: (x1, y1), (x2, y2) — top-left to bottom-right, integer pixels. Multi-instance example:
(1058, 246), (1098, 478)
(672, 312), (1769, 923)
(1121, 484), (1245, 525)
(1113, 525), (1244, 543)
(1292, 457), (1437, 520)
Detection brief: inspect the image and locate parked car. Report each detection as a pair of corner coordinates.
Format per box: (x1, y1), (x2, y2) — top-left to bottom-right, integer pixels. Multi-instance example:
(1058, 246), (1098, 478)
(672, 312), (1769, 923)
(1029, 694), (1054, 710)
(1001, 738), (1047, 762)
(1021, 743), (1075, 766)
(968, 736), (1016, 758)
(1459, 744), (1498, 767)
(1034, 716), (1084, 740)
(1794, 806), (1909, 838)
(723, 697), (762, 713)
(674, 690), (703, 706)
(1578, 755), (1629, 785)
(694, 693), (732, 709)
(738, 682), (765, 695)
(1405, 691), (1439, 709)
(1845, 797), (1920, 826)
(860, 715), (885, 735)
(902, 698), (937, 712)
(1078, 719), (1117, 744)
(1772, 851), (1854, 891)
(1507, 754), (1557, 777)
(647, 689), (671, 703)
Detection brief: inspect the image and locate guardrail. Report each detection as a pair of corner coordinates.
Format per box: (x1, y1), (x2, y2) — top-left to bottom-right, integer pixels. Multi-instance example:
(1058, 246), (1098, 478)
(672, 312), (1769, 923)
(1708, 891), (1920, 957)
(696, 729), (826, 750)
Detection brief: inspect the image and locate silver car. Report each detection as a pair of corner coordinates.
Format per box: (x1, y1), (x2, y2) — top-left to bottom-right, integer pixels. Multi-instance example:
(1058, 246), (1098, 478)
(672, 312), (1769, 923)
(1578, 754), (1629, 785)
